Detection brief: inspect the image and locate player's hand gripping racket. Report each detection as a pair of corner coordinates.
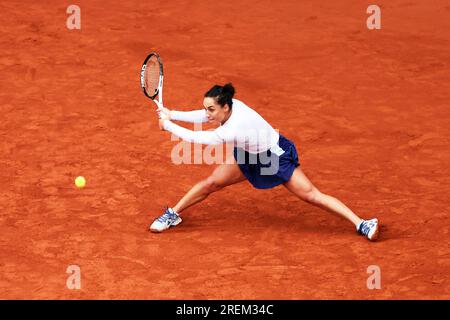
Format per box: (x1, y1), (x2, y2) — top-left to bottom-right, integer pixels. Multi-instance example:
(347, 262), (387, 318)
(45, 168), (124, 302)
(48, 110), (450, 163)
(140, 52), (164, 110)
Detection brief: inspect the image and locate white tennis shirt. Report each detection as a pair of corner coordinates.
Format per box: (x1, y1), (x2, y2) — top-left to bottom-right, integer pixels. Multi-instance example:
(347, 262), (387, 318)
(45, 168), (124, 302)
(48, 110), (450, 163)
(164, 99), (282, 154)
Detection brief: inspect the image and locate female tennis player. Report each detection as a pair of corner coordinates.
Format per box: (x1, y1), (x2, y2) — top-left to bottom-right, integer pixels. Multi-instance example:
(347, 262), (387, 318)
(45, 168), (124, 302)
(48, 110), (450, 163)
(150, 83), (379, 241)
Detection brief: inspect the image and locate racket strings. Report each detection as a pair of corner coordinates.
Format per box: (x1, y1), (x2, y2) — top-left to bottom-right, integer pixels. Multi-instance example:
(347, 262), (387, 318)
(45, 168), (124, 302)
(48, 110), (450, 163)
(144, 57), (161, 96)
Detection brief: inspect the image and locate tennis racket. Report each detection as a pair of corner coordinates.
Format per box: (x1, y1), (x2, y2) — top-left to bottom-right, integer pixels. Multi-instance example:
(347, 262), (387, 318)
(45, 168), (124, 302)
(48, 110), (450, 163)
(140, 52), (164, 109)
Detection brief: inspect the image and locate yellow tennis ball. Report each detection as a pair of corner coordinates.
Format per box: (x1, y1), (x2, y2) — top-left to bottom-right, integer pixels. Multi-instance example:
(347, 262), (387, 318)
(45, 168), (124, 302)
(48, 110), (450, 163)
(75, 176), (86, 188)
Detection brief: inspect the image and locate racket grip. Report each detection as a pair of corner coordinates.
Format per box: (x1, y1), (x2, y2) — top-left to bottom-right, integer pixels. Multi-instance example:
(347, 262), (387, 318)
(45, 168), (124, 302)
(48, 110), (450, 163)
(152, 99), (163, 110)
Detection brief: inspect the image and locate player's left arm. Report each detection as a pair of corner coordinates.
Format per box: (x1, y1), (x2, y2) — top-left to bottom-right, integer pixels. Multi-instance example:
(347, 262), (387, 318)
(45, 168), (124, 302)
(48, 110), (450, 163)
(156, 104), (208, 123)
(170, 109), (209, 123)
(159, 119), (223, 145)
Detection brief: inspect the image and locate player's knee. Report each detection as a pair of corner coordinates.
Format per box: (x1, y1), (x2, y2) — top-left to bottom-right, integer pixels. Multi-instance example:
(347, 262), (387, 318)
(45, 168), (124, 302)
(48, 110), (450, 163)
(302, 187), (321, 204)
(202, 176), (224, 194)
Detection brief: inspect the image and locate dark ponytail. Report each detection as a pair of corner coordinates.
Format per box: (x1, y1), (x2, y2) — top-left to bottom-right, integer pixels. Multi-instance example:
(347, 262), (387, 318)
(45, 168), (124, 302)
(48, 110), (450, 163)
(204, 83), (235, 109)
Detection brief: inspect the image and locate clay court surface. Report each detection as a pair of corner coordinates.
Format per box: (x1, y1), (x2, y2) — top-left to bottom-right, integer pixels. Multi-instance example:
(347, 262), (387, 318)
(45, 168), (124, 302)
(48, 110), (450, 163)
(1, 0), (449, 299)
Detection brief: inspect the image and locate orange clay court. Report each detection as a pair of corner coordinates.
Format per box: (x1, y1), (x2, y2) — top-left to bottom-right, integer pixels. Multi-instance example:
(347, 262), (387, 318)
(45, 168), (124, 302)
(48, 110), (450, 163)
(1, 0), (449, 299)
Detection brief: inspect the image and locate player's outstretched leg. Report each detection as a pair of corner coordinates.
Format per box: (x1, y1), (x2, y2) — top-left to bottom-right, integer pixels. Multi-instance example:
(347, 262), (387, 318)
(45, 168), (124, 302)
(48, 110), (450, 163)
(150, 160), (246, 233)
(283, 167), (379, 241)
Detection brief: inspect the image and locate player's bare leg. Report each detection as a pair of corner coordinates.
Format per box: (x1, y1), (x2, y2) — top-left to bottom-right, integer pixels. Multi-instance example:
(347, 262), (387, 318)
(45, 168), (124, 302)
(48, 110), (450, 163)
(283, 167), (363, 226)
(150, 155), (245, 232)
(173, 160), (246, 214)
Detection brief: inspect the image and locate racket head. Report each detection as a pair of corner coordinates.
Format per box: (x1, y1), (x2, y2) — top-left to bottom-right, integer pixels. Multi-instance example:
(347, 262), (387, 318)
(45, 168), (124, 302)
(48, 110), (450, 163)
(140, 52), (164, 100)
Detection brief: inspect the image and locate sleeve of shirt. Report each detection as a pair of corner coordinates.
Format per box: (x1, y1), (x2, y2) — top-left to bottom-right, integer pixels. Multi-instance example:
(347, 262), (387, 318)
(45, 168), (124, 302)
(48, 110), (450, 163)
(170, 109), (209, 123)
(163, 120), (224, 145)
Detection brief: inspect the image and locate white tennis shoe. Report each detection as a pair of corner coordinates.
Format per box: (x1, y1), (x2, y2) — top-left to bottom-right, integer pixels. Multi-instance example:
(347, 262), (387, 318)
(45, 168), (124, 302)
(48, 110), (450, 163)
(150, 207), (182, 233)
(357, 218), (379, 241)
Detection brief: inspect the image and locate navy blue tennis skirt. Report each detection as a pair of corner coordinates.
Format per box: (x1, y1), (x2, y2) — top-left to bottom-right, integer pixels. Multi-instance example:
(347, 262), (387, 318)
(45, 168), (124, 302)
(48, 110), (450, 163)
(233, 134), (300, 189)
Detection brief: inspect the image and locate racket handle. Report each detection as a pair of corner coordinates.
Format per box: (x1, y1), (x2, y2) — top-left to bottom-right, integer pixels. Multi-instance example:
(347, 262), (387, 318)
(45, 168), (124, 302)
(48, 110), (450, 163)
(152, 99), (163, 110)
